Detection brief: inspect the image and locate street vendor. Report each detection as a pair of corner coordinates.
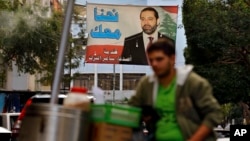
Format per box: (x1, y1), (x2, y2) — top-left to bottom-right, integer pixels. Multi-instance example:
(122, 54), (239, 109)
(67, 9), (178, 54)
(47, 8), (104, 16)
(128, 38), (223, 141)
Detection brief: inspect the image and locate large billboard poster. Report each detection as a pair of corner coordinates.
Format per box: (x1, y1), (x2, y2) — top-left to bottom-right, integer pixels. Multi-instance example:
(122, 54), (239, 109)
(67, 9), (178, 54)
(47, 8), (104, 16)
(85, 3), (178, 65)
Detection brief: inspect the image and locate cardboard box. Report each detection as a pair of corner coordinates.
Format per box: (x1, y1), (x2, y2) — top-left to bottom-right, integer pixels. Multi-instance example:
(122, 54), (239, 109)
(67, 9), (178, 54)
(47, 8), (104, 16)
(91, 122), (132, 141)
(91, 104), (141, 128)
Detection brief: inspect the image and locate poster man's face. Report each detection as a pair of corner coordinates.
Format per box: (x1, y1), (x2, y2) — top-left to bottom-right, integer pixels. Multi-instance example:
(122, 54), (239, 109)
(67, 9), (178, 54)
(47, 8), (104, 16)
(140, 10), (159, 35)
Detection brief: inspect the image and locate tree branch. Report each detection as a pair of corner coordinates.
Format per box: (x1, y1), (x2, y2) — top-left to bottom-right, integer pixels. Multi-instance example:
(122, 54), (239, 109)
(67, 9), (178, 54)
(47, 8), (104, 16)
(217, 58), (242, 64)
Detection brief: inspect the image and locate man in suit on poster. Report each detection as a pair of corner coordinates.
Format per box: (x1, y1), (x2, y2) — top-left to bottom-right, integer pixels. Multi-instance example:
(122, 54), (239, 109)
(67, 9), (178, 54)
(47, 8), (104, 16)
(120, 7), (175, 65)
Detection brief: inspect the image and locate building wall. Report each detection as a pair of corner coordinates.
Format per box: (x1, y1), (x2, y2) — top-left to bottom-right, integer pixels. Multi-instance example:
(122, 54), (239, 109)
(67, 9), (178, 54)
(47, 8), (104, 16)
(6, 62), (31, 91)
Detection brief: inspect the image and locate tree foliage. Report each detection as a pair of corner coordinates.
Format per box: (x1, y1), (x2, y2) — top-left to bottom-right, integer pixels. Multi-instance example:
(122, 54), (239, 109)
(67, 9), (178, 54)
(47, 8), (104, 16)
(183, 0), (250, 103)
(0, 0), (18, 11)
(0, 1), (84, 86)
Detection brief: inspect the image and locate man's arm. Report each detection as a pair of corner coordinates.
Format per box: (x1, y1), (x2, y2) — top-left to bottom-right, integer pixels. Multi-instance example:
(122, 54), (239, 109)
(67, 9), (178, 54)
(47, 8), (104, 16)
(127, 76), (146, 106)
(120, 38), (131, 64)
(188, 73), (223, 140)
(188, 125), (212, 141)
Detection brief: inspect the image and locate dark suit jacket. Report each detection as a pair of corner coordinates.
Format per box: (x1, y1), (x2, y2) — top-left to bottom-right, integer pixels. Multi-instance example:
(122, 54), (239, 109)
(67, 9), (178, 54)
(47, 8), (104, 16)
(120, 32), (174, 65)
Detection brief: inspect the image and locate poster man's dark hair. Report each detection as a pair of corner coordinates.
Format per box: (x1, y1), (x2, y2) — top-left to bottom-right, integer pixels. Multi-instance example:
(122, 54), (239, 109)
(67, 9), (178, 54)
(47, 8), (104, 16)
(140, 7), (159, 19)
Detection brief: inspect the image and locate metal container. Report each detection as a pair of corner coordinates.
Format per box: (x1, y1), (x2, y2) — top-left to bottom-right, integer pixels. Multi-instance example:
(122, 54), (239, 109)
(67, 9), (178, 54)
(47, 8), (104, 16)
(18, 103), (90, 141)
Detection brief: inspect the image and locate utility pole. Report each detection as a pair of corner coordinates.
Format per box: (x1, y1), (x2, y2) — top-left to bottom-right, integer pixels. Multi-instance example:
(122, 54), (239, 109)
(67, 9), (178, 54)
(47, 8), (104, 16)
(113, 64), (115, 104)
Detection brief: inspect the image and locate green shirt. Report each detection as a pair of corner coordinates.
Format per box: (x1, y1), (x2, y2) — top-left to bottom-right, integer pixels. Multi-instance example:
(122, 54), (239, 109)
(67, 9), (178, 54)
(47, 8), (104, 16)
(155, 77), (184, 141)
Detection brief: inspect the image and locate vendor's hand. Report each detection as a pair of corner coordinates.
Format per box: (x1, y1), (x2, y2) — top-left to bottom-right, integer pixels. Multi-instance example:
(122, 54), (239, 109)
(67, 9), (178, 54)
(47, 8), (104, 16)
(142, 115), (152, 124)
(187, 124), (212, 141)
(187, 138), (202, 141)
(187, 135), (203, 141)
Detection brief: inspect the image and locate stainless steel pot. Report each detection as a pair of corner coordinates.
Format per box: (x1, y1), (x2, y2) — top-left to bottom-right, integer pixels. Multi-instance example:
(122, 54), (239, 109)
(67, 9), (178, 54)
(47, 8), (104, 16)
(18, 103), (90, 141)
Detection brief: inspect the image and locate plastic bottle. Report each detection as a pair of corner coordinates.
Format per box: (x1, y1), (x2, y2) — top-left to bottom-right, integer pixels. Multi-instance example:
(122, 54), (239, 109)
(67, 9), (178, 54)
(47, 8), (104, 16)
(63, 87), (90, 112)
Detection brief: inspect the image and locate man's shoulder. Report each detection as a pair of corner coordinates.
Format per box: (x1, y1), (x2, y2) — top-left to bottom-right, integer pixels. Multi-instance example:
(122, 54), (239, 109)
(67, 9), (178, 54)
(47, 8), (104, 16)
(124, 32), (142, 41)
(158, 32), (175, 42)
(186, 71), (211, 86)
(133, 75), (150, 87)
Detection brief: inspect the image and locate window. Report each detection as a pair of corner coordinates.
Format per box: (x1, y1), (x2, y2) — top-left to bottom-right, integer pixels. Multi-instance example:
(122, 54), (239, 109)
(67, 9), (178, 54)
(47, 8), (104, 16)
(73, 74), (94, 90)
(123, 73), (146, 90)
(98, 74), (120, 90)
